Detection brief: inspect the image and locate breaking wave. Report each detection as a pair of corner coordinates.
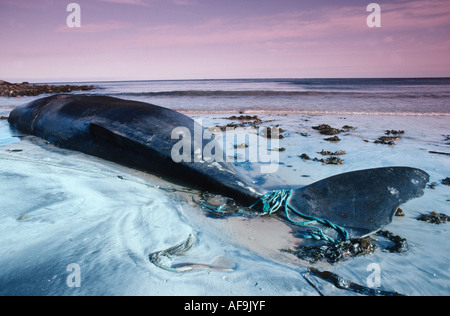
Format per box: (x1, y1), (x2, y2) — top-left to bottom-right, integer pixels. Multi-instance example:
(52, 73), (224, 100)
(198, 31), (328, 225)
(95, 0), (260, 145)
(113, 90), (450, 99)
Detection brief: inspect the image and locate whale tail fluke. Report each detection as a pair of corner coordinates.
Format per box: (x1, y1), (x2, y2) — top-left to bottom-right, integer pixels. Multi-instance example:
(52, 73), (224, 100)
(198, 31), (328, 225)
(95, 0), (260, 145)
(285, 167), (430, 239)
(198, 167), (429, 241)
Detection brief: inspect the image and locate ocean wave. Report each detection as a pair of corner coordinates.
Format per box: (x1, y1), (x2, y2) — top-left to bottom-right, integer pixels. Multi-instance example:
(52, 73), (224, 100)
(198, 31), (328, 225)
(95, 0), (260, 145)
(114, 90), (450, 99)
(177, 109), (450, 116)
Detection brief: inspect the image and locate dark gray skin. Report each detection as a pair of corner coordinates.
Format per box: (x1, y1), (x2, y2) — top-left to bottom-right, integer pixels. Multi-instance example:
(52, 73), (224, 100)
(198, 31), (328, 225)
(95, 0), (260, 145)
(8, 95), (430, 238)
(7, 94), (263, 205)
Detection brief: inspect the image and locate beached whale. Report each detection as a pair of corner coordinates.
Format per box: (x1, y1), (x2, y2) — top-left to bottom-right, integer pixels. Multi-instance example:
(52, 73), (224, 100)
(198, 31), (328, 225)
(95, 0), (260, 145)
(8, 94), (429, 239)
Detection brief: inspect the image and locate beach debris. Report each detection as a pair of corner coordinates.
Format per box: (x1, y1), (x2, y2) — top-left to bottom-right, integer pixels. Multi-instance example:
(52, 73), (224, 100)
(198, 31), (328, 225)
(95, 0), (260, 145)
(324, 136), (341, 142)
(299, 153), (310, 160)
(211, 115), (263, 132)
(212, 116), (286, 140)
(312, 124), (344, 135)
(318, 150), (346, 156)
(227, 115), (260, 121)
(417, 211), (450, 224)
(442, 178), (450, 186)
(282, 237), (376, 263)
(299, 153), (344, 165)
(305, 267), (405, 296)
(395, 208), (405, 216)
(377, 230), (409, 253)
(323, 157), (344, 165)
(374, 129), (405, 145)
(444, 135), (450, 145)
(429, 151), (450, 156)
(6, 149), (23, 153)
(149, 234), (235, 272)
(374, 136), (400, 145)
(385, 130), (405, 136)
(269, 147), (286, 152)
(234, 143), (249, 149)
(259, 126), (285, 139)
(0, 80), (95, 97)
(0, 116), (8, 120)
(282, 230), (408, 264)
(427, 182), (438, 189)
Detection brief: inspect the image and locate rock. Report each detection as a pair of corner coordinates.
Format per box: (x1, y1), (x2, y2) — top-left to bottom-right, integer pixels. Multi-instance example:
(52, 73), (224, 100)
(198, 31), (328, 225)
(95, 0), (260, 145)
(299, 153), (310, 160)
(385, 130), (405, 135)
(312, 124), (343, 135)
(0, 80), (95, 97)
(324, 136), (341, 142)
(374, 130), (405, 145)
(374, 136), (399, 145)
(417, 211), (450, 224)
(259, 126), (284, 139)
(227, 115), (259, 121)
(318, 150), (346, 156)
(324, 156), (344, 165)
(377, 230), (409, 253)
(395, 208), (405, 216)
(441, 177), (450, 186)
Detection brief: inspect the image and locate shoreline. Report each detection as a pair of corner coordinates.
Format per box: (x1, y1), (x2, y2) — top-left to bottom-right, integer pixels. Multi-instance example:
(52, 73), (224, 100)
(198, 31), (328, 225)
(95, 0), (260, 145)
(0, 80), (95, 97)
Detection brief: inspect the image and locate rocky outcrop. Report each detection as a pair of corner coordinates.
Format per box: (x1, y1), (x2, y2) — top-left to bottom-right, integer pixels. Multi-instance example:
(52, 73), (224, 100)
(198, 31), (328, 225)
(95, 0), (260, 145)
(0, 80), (95, 97)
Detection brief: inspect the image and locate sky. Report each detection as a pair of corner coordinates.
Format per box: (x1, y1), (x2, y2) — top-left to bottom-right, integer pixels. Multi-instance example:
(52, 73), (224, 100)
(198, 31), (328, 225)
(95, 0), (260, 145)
(1, 0), (450, 82)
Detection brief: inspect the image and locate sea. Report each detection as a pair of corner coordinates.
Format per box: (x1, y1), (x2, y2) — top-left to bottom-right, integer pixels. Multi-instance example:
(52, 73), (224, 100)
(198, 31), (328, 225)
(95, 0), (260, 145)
(2, 77), (450, 114)
(0, 78), (449, 296)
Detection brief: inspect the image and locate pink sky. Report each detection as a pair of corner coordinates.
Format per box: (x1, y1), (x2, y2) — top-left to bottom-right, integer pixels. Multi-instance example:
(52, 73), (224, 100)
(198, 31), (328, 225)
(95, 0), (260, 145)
(1, 0), (450, 82)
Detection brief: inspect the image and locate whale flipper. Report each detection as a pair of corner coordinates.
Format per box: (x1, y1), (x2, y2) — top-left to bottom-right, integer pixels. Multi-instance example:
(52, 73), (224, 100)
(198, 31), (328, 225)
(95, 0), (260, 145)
(287, 167), (430, 238)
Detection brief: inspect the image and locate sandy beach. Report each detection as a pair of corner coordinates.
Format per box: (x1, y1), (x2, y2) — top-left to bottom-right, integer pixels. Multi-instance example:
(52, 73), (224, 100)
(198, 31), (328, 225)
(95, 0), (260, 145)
(1, 89), (449, 295)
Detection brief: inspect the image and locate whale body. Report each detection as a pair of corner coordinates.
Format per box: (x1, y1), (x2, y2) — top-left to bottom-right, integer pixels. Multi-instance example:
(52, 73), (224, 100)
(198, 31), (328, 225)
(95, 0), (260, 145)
(8, 94), (430, 238)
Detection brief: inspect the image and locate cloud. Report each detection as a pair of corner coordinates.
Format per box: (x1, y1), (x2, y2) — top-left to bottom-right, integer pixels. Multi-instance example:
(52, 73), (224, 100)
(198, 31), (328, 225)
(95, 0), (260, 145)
(56, 20), (131, 33)
(97, 0), (198, 6)
(98, 0), (150, 6)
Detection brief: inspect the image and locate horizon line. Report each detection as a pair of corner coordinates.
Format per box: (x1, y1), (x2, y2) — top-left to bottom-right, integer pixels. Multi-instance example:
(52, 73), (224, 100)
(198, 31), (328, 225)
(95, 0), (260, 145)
(3, 76), (450, 84)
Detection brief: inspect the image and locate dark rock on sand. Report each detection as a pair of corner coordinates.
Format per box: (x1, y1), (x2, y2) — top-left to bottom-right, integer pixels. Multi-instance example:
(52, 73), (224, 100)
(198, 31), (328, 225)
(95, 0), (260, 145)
(282, 230), (408, 264)
(0, 80), (95, 97)
(377, 230), (409, 253)
(213, 114), (264, 132)
(324, 156), (344, 165)
(444, 135), (450, 145)
(374, 136), (400, 145)
(299, 153), (310, 160)
(318, 150), (346, 156)
(442, 177), (450, 186)
(300, 153), (344, 165)
(417, 211), (450, 224)
(374, 129), (405, 145)
(312, 124), (343, 136)
(227, 115), (260, 121)
(259, 126), (285, 139)
(385, 130), (405, 136)
(342, 125), (356, 131)
(324, 136), (341, 142)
